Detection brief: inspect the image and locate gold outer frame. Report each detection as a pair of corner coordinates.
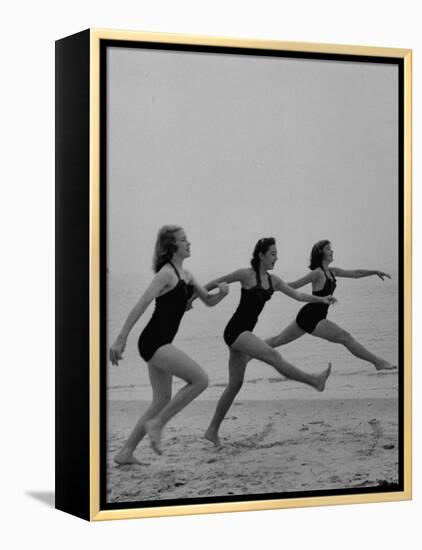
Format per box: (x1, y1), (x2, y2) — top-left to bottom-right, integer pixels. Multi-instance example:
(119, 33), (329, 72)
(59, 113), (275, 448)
(89, 29), (412, 521)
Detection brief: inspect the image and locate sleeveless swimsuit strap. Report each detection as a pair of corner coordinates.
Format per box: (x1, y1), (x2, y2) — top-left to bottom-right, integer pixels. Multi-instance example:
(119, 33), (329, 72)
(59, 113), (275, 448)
(255, 268), (261, 288)
(267, 273), (273, 291)
(322, 268), (335, 282)
(255, 269), (272, 291)
(168, 261), (181, 281)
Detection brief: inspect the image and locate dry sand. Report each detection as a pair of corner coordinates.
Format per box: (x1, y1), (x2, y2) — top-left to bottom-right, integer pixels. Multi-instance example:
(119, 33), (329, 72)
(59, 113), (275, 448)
(106, 398), (399, 503)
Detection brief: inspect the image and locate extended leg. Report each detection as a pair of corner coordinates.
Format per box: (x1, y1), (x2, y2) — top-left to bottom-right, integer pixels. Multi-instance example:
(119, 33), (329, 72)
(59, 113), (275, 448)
(312, 319), (396, 370)
(264, 321), (306, 348)
(233, 332), (331, 391)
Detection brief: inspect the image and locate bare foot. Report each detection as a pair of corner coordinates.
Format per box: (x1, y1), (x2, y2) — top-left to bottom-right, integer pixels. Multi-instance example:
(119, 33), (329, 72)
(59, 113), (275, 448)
(314, 362), (332, 392)
(375, 360), (397, 371)
(114, 449), (144, 466)
(204, 428), (222, 448)
(145, 419), (163, 455)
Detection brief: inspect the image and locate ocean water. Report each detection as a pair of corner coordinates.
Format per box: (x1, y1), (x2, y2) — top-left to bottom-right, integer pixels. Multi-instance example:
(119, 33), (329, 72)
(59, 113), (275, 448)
(106, 272), (399, 401)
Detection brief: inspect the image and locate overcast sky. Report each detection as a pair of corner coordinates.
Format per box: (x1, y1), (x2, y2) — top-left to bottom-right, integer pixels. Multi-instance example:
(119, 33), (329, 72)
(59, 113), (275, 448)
(107, 47), (398, 281)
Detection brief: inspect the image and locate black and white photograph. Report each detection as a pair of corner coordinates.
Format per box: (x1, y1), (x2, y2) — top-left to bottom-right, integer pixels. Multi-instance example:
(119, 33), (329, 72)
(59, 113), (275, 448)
(104, 39), (403, 508)
(6, 0), (422, 542)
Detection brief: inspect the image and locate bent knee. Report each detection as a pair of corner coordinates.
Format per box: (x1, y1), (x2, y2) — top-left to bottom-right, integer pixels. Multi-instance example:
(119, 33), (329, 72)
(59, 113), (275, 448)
(336, 331), (353, 345)
(194, 371), (209, 391)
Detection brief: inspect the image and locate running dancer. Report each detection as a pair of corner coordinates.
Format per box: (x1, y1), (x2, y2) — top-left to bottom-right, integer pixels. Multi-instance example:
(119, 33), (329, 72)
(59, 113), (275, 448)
(264, 240), (396, 371)
(109, 225), (229, 461)
(199, 237), (335, 448)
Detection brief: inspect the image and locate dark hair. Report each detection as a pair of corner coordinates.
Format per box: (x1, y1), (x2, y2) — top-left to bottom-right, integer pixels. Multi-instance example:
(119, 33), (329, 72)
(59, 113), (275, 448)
(309, 240), (331, 270)
(152, 225), (183, 272)
(250, 237), (276, 271)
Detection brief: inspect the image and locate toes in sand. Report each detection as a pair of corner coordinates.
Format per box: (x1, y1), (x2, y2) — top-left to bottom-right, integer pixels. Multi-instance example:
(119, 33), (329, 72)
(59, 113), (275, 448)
(204, 428), (223, 448)
(145, 420), (163, 455)
(114, 449), (145, 466)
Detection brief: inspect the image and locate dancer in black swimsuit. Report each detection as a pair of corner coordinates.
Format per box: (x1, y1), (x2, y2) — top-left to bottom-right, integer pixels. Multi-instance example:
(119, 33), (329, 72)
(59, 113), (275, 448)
(223, 269), (273, 347)
(264, 240), (396, 371)
(296, 269), (336, 333)
(138, 261), (195, 361)
(198, 237), (335, 448)
(109, 225), (229, 462)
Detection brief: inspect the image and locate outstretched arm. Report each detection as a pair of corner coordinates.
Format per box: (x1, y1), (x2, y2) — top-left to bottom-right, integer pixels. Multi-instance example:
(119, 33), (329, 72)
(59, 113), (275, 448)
(187, 268), (247, 310)
(109, 270), (171, 365)
(187, 272), (229, 307)
(202, 268), (248, 290)
(331, 267), (391, 280)
(274, 276), (336, 305)
(287, 270), (319, 289)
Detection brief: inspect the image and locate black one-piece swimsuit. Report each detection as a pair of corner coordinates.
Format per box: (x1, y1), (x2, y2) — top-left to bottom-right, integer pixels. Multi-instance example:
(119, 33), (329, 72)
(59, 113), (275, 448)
(138, 262), (194, 362)
(224, 270), (273, 347)
(295, 269), (336, 334)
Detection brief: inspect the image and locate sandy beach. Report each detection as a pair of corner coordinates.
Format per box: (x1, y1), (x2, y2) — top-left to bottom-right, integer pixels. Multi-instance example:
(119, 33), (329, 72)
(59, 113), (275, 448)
(106, 397), (399, 503)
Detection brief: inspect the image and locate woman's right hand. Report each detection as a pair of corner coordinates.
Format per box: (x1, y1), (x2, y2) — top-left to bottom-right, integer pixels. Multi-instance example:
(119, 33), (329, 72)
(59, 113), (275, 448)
(186, 295), (197, 311)
(109, 335), (127, 366)
(375, 270), (391, 281)
(322, 295), (337, 305)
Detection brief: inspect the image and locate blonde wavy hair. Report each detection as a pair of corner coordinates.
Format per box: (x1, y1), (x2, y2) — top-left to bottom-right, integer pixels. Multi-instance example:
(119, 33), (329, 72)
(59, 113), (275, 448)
(152, 225), (183, 273)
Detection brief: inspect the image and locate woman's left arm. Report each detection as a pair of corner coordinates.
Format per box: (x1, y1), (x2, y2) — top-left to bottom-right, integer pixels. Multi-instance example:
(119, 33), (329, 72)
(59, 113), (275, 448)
(287, 270), (318, 289)
(188, 272), (229, 307)
(274, 275), (337, 304)
(331, 267), (391, 280)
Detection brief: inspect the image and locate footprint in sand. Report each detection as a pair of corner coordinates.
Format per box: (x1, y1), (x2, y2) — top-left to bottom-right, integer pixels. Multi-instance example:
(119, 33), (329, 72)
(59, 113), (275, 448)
(229, 422), (274, 453)
(258, 440), (288, 450)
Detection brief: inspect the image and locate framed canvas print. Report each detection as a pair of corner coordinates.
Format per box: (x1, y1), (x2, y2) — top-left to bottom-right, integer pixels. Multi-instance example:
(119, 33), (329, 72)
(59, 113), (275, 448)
(55, 29), (412, 521)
